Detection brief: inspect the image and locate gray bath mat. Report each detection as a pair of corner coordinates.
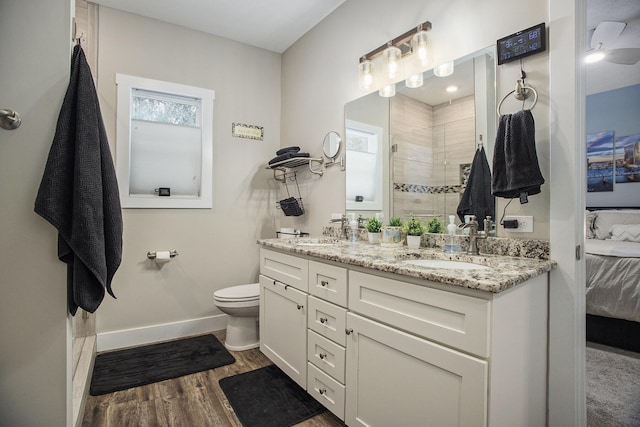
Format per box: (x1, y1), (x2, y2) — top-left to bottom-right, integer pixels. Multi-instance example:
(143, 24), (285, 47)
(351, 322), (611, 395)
(90, 334), (235, 395)
(219, 364), (325, 426)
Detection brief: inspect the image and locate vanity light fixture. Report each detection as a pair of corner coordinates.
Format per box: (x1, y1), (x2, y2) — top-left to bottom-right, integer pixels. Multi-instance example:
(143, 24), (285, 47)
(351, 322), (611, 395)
(434, 61), (454, 77)
(382, 43), (402, 79)
(379, 84), (396, 97)
(405, 73), (424, 88)
(411, 26), (429, 67)
(359, 58), (374, 90)
(358, 21), (432, 94)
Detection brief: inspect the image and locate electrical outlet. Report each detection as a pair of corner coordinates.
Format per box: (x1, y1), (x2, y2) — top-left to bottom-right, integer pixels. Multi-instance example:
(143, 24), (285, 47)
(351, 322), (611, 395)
(503, 215), (534, 233)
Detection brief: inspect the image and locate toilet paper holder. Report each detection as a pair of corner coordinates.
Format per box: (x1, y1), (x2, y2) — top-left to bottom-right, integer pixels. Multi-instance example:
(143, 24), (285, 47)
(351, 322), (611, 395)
(147, 250), (179, 259)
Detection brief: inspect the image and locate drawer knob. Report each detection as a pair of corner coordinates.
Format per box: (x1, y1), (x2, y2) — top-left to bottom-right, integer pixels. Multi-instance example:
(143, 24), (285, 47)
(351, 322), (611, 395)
(321, 280), (329, 287)
(319, 388), (327, 395)
(319, 353), (327, 360)
(345, 328), (353, 335)
(319, 317), (328, 324)
(297, 304), (304, 310)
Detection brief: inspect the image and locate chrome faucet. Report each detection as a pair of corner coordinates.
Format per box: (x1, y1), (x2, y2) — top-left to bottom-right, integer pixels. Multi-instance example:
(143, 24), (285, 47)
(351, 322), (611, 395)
(459, 215), (488, 255)
(329, 214), (348, 239)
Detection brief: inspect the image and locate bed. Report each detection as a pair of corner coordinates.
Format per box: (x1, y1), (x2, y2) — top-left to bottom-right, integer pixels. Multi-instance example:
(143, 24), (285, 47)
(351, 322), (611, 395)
(585, 208), (640, 352)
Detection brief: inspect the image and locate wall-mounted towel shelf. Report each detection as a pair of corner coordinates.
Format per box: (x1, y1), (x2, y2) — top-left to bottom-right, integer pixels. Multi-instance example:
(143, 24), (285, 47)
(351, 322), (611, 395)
(266, 157), (324, 182)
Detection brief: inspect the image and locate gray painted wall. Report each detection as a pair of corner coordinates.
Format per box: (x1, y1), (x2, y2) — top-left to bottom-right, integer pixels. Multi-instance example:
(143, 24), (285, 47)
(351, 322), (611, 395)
(0, 0), (72, 425)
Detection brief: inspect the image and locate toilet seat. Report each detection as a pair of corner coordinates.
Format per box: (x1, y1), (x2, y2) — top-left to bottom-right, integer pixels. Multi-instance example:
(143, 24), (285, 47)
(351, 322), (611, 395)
(214, 283), (259, 302)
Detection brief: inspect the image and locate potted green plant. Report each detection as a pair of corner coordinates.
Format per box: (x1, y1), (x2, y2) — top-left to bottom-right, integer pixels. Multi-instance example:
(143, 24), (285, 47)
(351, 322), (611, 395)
(365, 216), (383, 244)
(382, 216), (404, 245)
(427, 216), (445, 234)
(404, 214), (424, 249)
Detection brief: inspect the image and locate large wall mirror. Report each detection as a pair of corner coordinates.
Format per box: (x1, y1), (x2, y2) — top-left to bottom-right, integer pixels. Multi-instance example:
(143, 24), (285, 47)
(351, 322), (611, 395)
(345, 46), (496, 224)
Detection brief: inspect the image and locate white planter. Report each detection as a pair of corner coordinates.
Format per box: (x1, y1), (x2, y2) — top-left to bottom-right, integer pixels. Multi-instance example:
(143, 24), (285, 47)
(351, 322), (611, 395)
(367, 232), (381, 244)
(406, 235), (422, 249)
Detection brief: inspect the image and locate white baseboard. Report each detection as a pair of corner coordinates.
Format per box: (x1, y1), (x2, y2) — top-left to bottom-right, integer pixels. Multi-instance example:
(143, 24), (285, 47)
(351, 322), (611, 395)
(97, 315), (228, 352)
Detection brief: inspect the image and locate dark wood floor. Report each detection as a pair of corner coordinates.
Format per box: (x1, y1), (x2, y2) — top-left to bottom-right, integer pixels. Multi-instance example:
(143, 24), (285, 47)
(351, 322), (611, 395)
(82, 330), (346, 427)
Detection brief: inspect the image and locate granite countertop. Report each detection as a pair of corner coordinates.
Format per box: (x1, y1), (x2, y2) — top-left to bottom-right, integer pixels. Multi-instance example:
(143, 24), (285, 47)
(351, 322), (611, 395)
(257, 237), (557, 294)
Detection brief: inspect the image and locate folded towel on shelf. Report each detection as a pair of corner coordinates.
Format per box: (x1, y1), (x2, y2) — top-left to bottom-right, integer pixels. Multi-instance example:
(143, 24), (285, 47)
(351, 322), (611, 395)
(276, 146), (300, 155)
(491, 109), (545, 200)
(34, 45), (123, 315)
(457, 147), (495, 230)
(268, 152), (310, 165)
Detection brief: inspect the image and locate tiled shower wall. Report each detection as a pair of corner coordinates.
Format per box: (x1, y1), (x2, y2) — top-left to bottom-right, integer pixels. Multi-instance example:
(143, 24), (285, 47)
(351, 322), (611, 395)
(392, 94), (476, 224)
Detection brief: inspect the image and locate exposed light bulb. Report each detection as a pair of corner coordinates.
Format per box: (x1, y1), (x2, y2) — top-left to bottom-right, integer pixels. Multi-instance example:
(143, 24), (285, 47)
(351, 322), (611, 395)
(406, 74), (424, 88)
(411, 30), (429, 67)
(446, 85), (458, 93)
(359, 59), (374, 91)
(382, 45), (402, 79)
(585, 50), (605, 64)
(379, 85), (396, 97)
(434, 61), (454, 77)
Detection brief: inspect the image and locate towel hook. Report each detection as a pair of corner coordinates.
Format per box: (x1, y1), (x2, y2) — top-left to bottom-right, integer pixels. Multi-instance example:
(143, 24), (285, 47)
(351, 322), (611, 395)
(497, 79), (538, 116)
(0, 109), (22, 130)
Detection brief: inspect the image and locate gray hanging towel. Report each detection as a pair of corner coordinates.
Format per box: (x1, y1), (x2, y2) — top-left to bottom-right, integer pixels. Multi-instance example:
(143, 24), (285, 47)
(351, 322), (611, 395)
(457, 147), (495, 230)
(491, 109), (545, 200)
(35, 45), (123, 315)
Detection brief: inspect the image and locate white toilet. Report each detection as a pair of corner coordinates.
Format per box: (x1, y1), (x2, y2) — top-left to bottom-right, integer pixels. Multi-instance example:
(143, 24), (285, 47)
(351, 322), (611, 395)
(213, 283), (260, 351)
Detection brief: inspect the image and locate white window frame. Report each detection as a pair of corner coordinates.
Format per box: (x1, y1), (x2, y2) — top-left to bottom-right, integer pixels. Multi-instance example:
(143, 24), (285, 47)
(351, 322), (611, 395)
(115, 74), (214, 208)
(345, 119), (384, 211)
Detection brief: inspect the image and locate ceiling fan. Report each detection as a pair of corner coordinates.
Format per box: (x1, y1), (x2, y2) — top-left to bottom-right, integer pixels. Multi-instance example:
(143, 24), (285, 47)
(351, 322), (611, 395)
(587, 21), (640, 65)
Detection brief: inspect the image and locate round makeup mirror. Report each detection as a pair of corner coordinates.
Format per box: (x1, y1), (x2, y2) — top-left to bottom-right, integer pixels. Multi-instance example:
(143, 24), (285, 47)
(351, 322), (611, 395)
(323, 131), (341, 160)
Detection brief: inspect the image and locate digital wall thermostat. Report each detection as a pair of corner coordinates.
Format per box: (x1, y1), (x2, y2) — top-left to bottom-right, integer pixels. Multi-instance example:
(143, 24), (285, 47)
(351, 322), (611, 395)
(497, 23), (546, 65)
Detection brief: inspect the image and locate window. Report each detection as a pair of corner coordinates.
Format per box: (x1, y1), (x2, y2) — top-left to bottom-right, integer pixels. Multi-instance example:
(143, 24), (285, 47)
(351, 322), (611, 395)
(345, 120), (383, 211)
(116, 74), (214, 208)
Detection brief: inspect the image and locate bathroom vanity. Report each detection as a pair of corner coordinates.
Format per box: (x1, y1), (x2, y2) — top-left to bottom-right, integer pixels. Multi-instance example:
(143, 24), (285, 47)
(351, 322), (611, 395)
(257, 239), (556, 427)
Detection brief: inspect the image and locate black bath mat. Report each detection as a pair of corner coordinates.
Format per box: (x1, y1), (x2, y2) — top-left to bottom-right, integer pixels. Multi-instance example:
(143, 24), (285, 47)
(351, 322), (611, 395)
(219, 364), (325, 427)
(90, 334), (235, 395)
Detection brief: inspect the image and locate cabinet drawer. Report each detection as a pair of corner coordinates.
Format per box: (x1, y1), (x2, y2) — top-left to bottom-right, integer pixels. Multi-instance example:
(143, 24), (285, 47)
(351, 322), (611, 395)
(308, 330), (346, 383)
(260, 249), (309, 292)
(309, 261), (347, 307)
(308, 296), (347, 346)
(348, 271), (490, 357)
(307, 363), (345, 420)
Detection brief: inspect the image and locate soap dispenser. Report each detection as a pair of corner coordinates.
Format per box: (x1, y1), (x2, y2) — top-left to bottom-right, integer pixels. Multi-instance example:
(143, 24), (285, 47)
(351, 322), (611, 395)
(348, 213), (359, 243)
(444, 215), (461, 253)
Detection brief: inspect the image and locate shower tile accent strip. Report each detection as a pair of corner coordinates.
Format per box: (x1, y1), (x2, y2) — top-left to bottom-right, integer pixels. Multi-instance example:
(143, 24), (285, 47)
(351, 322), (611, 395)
(394, 182), (465, 194)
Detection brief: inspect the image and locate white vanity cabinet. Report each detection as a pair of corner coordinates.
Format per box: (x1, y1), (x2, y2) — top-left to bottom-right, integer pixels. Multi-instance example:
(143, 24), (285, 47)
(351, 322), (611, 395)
(345, 271), (489, 426)
(259, 250), (308, 388)
(345, 270), (548, 427)
(259, 248), (549, 427)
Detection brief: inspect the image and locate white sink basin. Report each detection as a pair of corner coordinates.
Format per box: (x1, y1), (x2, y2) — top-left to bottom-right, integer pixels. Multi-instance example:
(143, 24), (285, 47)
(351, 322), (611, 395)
(403, 259), (490, 271)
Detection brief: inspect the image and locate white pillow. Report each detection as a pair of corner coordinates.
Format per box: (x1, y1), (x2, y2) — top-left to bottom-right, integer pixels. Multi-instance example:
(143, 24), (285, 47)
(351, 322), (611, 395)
(593, 210), (640, 240)
(609, 224), (640, 243)
(585, 211), (597, 239)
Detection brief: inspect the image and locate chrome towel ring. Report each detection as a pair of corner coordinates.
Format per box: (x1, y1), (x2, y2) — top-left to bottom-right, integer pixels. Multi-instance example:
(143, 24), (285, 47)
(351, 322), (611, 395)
(497, 79), (538, 116)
